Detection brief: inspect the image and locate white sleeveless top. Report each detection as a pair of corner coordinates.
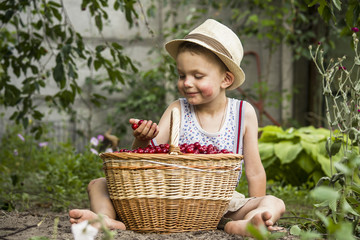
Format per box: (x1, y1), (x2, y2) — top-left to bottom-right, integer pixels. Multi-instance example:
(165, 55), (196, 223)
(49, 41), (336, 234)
(178, 98), (245, 154)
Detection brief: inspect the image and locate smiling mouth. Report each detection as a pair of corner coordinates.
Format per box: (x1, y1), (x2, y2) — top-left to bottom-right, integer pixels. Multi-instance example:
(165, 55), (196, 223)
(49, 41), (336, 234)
(185, 92), (198, 95)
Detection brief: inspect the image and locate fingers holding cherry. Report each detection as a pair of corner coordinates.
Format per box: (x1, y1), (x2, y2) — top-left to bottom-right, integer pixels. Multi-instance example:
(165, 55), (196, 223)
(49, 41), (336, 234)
(131, 119), (144, 130)
(132, 119), (158, 140)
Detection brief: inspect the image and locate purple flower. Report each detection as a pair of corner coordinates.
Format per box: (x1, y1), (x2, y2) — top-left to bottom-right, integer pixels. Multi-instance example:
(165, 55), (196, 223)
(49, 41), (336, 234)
(339, 66), (346, 70)
(318, 41), (322, 45)
(90, 148), (99, 155)
(97, 134), (104, 142)
(17, 134), (25, 141)
(39, 142), (48, 148)
(13, 149), (18, 156)
(90, 137), (99, 146)
(352, 27), (359, 33)
(358, 108), (360, 113)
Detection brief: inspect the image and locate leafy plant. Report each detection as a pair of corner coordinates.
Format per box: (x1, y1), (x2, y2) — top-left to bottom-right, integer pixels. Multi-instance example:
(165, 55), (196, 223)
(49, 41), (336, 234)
(299, 24), (360, 239)
(0, 123), (104, 211)
(258, 125), (349, 186)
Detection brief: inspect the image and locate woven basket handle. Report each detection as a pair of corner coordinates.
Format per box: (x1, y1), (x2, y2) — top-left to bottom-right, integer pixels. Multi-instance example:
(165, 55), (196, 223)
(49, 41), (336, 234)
(169, 108), (181, 154)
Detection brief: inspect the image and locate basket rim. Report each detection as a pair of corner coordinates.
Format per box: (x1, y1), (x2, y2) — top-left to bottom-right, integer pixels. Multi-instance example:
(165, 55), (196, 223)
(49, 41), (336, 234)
(99, 152), (244, 161)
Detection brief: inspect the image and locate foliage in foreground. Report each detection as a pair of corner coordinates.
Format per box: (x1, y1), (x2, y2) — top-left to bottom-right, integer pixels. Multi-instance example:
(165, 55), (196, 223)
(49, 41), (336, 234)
(0, 124), (104, 211)
(298, 26), (360, 240)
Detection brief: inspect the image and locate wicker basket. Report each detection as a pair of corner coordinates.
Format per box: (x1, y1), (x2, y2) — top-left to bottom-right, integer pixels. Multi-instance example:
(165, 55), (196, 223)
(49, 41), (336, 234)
(100, 108), (243, 233)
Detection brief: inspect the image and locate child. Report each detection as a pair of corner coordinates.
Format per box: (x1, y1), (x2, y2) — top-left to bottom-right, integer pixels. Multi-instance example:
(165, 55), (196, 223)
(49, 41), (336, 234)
(69, 19), (285, 236)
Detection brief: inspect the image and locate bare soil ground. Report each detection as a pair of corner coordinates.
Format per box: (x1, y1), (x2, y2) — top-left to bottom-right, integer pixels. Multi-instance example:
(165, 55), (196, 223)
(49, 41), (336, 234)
(0, 209), (299, 240)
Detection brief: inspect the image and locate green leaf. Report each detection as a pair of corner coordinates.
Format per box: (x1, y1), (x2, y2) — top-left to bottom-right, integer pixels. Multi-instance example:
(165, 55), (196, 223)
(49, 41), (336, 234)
(274, 141), (303, 164)
(308, 0), (320, 7)
(345, 5), (354, 27)
(258, 142), (274, 160)
(247, 14), (259, 24)
(311, 186), (340, 203)
(297, 151), (315, 174)
(317, 154), (336, 177)
(300, 139), (321, 160)
(289, 225), (301, 236)
(53, 55), (65, 88)
(246, 224), (268, 240)
(259, 125), (285, 142)
(32, 110), (44, 120)
(95, 14), (103, 31)
(342, 197), (360, 216)
(4, 84), (21, 106)
(299, 231), (322, 239)
(94, 59), (102, 71)
(350, 183), (360, 195)
(262, 155), (277, 169)
(332, 0), (341, 11)
(334, 222), (355, 240)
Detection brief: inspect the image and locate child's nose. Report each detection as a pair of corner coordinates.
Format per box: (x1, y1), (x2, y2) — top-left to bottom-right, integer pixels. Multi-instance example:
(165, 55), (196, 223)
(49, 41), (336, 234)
(183, 77), (194, 87)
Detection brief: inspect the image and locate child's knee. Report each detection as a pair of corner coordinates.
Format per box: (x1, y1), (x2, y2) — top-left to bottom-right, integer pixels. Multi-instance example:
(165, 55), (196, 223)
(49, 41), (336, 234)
(265, 195), (286, 213)
(87, 177), (106, 193)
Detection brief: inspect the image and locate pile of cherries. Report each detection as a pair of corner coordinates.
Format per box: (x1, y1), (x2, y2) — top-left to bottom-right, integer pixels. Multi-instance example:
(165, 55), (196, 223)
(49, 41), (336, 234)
(115, 142), (232, 154)
(126, 120), (232, 154)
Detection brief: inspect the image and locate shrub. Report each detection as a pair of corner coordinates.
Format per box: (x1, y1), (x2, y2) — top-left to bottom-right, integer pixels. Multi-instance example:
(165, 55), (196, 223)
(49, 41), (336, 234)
(0, 124), (104, 211)
(259, 125), (351, 186)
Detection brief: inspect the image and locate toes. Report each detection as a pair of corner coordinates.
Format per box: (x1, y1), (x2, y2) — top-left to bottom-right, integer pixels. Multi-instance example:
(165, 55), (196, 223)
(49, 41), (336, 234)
(69, 218), (77, 224)
(69, 209), (82, 219)
(268, 225), (286, 232)
(262, 211), (272, 221)
(265, 219), (274, 226)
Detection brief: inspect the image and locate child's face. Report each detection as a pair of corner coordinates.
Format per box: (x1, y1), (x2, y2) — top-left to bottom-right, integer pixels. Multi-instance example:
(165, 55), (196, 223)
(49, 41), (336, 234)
(176, 49), (227, 105)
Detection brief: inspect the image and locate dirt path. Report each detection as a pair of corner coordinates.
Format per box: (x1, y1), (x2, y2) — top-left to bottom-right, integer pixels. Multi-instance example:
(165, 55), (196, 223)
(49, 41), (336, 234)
(0, 210), (295, 240)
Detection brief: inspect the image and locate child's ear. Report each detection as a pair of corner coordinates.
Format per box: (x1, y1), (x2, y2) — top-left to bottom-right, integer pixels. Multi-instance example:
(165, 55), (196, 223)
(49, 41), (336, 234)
(221, 71), (235, 89)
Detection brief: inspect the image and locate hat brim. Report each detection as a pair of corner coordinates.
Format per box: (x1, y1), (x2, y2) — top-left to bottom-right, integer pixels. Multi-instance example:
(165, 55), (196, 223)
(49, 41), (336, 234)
(165, 39), (245, 90)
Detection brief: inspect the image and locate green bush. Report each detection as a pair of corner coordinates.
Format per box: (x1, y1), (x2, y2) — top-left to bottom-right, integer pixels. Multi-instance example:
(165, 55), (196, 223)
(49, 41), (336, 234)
(0, 124), (104, 211)
(259, 125), (352, 186)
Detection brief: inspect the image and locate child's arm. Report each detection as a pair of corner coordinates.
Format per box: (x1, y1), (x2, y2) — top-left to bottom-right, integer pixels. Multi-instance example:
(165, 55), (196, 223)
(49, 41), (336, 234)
(242, 102), (267, 197)
(130, 100), (181, 149)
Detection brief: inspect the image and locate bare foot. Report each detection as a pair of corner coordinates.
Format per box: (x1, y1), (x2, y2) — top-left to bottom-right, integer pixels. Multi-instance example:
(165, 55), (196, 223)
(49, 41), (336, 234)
(69, 209), (126, 230)
(224, 211), (273, 236)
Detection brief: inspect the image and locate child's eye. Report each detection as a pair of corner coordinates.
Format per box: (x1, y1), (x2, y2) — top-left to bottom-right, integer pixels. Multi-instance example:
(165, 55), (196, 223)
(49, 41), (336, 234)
(178, 74), (185, 79)
(194, 75), (203, 79)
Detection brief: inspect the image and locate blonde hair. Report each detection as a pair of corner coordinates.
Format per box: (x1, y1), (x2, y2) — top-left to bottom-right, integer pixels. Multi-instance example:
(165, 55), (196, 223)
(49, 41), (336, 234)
(178, 42), (229, 71)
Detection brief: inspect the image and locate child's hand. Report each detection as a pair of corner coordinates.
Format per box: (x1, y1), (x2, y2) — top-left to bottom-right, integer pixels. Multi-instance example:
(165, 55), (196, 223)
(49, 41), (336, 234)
(129, 118), (159, 141)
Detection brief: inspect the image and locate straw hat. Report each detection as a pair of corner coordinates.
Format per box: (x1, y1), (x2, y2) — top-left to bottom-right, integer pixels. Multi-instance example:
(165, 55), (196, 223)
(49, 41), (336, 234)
(165, 19), (245, 90)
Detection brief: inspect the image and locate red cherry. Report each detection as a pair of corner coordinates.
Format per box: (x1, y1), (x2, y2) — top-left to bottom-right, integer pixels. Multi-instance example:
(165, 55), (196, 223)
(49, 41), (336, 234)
(132, 123), (138, 130)
(138, 120), (144, 126)
(221, 149), (229, 154)
(185, 147), (195, 153)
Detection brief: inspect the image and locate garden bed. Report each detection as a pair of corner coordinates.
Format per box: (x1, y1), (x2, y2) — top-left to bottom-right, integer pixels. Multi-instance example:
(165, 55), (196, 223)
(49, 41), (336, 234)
(0, 208), (301, 240)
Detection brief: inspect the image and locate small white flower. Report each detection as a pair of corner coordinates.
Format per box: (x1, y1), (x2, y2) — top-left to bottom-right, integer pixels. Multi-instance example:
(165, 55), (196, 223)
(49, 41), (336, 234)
(105, 148), (113, 153)
(90, 137), (99, 146)
(71, 220), (98, 240)
(38, 142), (48, 148)
(90, 148), (99, 155)
(17, 134), (25, 141)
